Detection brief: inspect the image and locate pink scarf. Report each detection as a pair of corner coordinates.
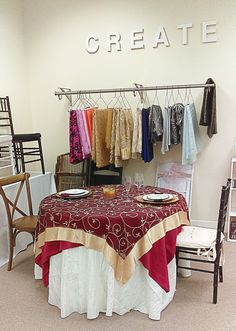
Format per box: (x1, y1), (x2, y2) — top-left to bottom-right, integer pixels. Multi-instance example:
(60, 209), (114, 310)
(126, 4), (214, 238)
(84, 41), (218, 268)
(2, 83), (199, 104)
(76, 109), (91, 159)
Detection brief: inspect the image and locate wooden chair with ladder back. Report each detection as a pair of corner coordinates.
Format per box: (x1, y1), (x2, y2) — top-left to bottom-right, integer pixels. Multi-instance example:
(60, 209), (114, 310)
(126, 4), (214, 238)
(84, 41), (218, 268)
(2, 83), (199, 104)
(176, 178), (231, 304)
(0, 96), (45, 174)
(0, 172), (38, 270)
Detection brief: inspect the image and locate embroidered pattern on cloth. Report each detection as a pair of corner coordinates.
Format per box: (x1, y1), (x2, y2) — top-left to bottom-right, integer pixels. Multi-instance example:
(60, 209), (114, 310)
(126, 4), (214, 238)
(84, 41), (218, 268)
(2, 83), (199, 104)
(36, 186), (188, 258)
(35, 185), (189, 291)
(69, 110), (83, 163)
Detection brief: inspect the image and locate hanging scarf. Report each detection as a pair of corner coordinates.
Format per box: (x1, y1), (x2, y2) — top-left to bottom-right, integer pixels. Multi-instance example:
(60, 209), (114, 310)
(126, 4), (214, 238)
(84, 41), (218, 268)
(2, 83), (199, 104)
(149, 104), (163, 143)
(76, 110), (91, 159)
(69, 110), (83, 164)
(141, 107), (153, 163)
(199, 78), (217, 138)
(92, 109), (110, 168)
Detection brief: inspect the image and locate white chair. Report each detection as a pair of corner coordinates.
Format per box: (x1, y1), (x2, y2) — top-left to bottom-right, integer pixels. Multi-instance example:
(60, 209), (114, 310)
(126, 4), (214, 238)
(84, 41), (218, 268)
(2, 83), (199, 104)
(156, 162), (194, 277)
(0, 135), (15, 178)
(156, 162), (193, 214)
(176, 179), (231, 304)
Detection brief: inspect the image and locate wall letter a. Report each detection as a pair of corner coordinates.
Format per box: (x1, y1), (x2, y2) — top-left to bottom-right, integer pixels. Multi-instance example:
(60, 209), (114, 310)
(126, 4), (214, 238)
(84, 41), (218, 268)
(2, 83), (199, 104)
(153, 27), (170, 48)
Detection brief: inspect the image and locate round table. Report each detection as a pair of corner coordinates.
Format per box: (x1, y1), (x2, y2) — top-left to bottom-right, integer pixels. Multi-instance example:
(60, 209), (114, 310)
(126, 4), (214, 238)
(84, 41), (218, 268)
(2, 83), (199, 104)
(35, 185), (189, 319)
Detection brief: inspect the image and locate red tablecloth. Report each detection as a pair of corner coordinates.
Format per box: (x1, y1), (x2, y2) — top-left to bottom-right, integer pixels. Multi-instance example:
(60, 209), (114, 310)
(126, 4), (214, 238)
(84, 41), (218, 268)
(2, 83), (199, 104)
(35, 185), (189, 291)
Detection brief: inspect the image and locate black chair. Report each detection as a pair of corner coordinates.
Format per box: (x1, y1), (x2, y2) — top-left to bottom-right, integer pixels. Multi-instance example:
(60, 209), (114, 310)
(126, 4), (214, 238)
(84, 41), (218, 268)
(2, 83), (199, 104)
(0, 96), (45, 174)
(176, 178), (231, 304)
(89, 160), (122, 186)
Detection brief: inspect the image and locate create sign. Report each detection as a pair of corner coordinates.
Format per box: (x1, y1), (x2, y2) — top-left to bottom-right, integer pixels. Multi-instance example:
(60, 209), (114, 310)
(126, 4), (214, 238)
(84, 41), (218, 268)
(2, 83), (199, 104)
(86, 21), (217, 54)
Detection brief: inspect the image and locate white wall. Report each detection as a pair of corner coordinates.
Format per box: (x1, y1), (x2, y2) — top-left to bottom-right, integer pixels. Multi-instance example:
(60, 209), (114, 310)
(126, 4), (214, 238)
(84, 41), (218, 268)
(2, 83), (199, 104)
(3, 0), (236, 223)
(0, 0), (30, 131)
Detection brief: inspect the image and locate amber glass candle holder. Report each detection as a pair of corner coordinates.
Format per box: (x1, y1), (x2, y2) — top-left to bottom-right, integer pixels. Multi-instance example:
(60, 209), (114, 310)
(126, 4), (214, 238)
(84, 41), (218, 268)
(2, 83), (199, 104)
(103, 186), (116, 199)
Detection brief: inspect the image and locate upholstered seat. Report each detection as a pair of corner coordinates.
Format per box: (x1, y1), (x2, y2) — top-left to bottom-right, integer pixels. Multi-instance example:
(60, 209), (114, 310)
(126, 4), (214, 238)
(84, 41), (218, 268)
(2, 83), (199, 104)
(13, 133), (42, 142)
(177, 225), (224, 250)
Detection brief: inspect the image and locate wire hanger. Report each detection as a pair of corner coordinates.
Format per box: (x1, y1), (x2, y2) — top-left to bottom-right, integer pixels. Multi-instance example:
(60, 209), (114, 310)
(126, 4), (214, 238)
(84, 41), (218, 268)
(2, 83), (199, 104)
(107, 91), (118, 108)
(122, 91), (131, 109)
(174, 88), (184, 104)
(168, 86), (175, 106)
(70, 93), (80, 110)
(152, 89), (160, 106)
(183, 87), (188, 105)
(94, 91), (108, 108)
(143, 91), (150, 108)
(164, 88), (169, 107)
(114, 91), (126, 109)
(188, 87), (194, 104)
(83, 93), (93, 107)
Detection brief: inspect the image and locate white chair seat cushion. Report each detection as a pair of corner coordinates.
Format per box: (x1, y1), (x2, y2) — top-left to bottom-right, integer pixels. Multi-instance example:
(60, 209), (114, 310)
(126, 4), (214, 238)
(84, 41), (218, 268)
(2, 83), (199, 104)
(176, 225), (223, 249)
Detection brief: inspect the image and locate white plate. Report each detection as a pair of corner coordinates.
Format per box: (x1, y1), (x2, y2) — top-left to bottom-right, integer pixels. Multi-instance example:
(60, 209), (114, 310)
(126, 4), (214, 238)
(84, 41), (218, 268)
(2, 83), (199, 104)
(59, 189), (90, 198)
(60, 189), (87, 195)
(142, 193), (172, 201)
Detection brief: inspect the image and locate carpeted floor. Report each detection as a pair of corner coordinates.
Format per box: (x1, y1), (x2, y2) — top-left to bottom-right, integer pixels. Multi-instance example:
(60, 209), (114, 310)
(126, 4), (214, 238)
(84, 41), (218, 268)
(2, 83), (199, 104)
(0, 242), (236, 331)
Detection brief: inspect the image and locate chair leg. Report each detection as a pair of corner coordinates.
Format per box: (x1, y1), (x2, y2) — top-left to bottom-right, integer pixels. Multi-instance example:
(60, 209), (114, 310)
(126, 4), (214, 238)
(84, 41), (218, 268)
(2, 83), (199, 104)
(176, 248), (179, 277)
(19, 142), (25, 172)
(219, 266), (223, 283)
(38, 138), (45, 174)
(7, 236), (14, 271)
(13, 142), (20, 173)
(213, 262), (219, 304)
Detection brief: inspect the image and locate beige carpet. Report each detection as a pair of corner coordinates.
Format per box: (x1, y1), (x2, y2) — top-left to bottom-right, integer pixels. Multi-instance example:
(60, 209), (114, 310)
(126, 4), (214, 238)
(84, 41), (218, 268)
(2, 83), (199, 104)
(0, 242), (236, 331)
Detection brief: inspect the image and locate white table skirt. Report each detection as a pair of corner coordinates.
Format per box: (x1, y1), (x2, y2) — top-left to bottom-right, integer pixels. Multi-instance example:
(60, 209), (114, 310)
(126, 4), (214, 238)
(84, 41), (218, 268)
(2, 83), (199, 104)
(35, 246), (177, 320)
(0, 172), (56, 267)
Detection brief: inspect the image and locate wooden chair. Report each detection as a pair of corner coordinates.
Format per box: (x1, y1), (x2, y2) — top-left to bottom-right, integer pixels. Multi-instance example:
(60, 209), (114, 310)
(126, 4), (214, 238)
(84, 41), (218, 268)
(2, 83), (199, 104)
(55, 153), (91, 192)
(176, 178), (231, 304)
(0, 96), (45, 174)
(0, 172), (38, 270)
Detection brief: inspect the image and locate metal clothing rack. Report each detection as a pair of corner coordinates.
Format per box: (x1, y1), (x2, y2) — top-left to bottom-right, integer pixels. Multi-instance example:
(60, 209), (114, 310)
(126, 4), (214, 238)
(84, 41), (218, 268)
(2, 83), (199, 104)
(55, 82), (215, 105)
